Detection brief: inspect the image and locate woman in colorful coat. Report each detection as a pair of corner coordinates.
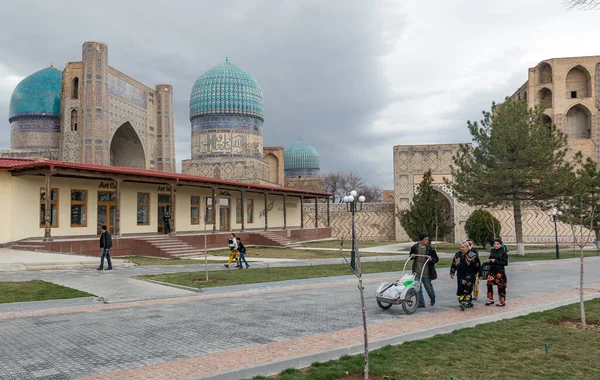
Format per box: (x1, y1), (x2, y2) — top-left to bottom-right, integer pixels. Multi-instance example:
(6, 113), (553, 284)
(486, 238), (509, 306)
(450, 241), (481, 311)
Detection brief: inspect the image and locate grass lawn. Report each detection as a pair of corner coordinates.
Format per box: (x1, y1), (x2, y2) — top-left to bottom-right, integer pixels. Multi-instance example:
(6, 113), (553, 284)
(126, 248), (394, 266)
(140, 250), (600, 289)
(253, 299), (600, 380)
(0, 280), (93, 304)
(300, 240), (400, 249)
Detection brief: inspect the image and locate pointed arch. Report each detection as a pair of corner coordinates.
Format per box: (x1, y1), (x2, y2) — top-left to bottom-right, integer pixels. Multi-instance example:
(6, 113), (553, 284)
(72, 77), (79, 99)
(566, 104), (592, 139)
(110, 122), (146, 168)
(537, 87), (552, 109)
(213, 166), (221, 179)
(537, 62), (552, 85)
(566, 65), (592, 98)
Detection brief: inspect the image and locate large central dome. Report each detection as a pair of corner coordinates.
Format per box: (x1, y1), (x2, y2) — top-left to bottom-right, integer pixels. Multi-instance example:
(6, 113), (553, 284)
(189, 60), (264, 121)
(9, 66), (63, 122)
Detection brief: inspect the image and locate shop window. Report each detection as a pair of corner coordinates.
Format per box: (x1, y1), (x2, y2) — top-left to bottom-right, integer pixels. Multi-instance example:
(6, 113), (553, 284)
(191, 195), (200, 225)
(205, 197), (214, 224)
(247, 199), (254, 223)
(40, 188), (59, 227)
(70, 190), (87, 227)
(137, 193), (150, 225)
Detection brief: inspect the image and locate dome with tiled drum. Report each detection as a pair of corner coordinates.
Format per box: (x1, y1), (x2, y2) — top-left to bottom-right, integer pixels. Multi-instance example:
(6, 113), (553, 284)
(284, 139), (320, 177)
(189, 60), (264, 121)
(9, 66), (63, 121)
(8, 66), (63, 156)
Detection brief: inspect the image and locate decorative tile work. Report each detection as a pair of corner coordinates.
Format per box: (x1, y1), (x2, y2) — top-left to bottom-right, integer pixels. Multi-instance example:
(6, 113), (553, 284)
(108, 73), (147, 109)
(189, 61), (264, 121)
(284, 139), (320, 176)
(303, 203), (395, 241)
(8, 67), (62, 119)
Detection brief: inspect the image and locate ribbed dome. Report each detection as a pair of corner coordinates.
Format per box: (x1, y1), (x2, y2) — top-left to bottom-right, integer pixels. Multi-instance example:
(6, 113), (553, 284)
(189, 60), (264, 121)
(285, 139), (320, 171)
(9, 66), (63, 121)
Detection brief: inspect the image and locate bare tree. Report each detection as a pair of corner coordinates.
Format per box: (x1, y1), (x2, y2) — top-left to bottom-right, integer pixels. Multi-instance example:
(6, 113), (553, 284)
(344, 172), (367, 196)
(338, 238), (369, 379)
(564, 0), (600, 9)
(358, 185), (383, 203)
(321, 172), (346, 202)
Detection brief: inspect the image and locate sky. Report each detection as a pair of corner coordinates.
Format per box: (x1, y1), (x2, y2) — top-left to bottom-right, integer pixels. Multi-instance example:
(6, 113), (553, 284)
(0, 0), (599, 190)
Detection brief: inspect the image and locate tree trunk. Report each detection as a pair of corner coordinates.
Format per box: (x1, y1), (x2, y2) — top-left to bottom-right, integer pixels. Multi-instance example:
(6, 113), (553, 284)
(580, 246), (586, 328)
(595, 229), (600, 248)
(513, 199), (525, 256)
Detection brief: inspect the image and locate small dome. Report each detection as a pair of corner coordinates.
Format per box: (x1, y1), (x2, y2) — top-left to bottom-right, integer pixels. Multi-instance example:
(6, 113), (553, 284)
(285, 139), (320, 172)
(9, 66), (63, 121)
(189, 60), (264, 121)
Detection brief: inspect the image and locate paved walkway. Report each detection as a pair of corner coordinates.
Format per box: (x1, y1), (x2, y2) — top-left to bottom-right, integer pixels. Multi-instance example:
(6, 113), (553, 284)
(0, 257), (599, 379)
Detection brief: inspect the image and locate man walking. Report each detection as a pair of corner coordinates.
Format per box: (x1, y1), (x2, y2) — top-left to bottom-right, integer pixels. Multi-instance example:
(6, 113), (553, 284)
(409, 233), (439, 308)
(98, 225), (113, 271)
(163, 211), (172, 234)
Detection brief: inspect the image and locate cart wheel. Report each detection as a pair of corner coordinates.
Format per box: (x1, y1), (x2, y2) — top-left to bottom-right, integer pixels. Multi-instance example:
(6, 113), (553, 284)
(377, 300), (393, 310)
(402, 288), (419, 314)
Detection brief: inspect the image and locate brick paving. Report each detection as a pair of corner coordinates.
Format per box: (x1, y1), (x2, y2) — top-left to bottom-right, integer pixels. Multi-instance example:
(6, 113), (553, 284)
(0, 258), (598, 379)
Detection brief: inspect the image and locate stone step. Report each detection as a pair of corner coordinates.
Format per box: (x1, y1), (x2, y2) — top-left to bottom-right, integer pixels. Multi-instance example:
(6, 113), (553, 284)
(162, 248), (201, 254)
(11, 244), (47, 251)
(148, 242), (190, 248)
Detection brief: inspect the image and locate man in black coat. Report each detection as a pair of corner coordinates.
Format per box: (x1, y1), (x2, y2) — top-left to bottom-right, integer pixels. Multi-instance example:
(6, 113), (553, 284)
(409, 232), (439, 308)
(163, 211), (172, 234)
(98, 225), (113, 270)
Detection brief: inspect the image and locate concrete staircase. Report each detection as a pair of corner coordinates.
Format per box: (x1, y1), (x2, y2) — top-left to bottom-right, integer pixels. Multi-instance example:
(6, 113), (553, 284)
(257, 231), (303, 248)
(138, 236), (203, 258)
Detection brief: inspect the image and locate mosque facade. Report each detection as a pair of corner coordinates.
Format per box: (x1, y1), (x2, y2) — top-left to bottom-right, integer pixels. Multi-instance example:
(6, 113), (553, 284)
(1, 41), (176, 172)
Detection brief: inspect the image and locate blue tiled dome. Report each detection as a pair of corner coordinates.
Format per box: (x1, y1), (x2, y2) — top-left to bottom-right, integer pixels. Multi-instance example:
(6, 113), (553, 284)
(189, 60), (264, 121)
(9, 66), (63, 121)
(285, 139), (320, 175)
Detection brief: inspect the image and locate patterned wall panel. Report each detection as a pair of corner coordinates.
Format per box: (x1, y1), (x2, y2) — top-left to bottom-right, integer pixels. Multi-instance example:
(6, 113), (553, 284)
(303, 203), (396, 241)
(108, 74), (147, 109)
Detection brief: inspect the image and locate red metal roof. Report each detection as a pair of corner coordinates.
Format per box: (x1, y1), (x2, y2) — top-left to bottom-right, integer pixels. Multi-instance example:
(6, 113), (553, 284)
(0, 158), (331, 197)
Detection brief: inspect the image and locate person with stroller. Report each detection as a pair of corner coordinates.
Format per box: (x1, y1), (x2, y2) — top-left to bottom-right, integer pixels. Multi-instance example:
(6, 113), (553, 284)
(224, 233), (240, 269)
(467, 239), (482, 300)
(409, 232), (439, 308)
(450, 241), (481, 310)
(236, 237), (250, 269)
(486, 238), (509, 307)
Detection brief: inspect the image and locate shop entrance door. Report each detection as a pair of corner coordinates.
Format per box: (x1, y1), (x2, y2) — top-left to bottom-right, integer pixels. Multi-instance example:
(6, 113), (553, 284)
(158, 194), (171, 234)
(97, 191), (116, 235)
(219, 198), (230, 231)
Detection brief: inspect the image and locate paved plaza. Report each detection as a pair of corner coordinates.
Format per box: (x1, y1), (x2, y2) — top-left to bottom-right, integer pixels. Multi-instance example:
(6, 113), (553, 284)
(0, 257), (599, 379)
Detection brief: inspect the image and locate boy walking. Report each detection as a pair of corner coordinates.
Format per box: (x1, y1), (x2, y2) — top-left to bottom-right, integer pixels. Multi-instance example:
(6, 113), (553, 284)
(98, 225), (113, 271)
(224, 233), (240, 268)
(236, 237), (250, 269)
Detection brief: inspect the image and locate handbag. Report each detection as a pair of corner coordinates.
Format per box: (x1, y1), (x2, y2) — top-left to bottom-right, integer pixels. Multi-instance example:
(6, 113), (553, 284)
(481, 263), (491, 279)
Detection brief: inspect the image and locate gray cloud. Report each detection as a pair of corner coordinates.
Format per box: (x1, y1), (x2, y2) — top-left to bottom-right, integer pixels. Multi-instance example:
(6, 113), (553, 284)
(1, 0), (599, 191)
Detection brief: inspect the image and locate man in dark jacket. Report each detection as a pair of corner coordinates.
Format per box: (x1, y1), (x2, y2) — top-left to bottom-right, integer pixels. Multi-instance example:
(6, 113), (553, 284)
(409, 232), (439, 308)
(98, 225), (113, 270)
(163, 211), (172, 234)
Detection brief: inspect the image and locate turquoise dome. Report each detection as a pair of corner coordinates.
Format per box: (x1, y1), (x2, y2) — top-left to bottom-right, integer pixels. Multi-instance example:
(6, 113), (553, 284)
(285, 139), (320, 176)
(189, 60), (264, 121)
(9, 66), (63, 121)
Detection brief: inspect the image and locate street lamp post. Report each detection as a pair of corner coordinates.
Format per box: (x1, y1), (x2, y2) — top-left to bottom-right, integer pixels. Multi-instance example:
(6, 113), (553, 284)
(548, 208), (562, 259)
(343, 190), (366, 271)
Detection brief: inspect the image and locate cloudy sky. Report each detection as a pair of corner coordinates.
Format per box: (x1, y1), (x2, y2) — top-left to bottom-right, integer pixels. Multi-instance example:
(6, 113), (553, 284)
(0, 0), (599, 189)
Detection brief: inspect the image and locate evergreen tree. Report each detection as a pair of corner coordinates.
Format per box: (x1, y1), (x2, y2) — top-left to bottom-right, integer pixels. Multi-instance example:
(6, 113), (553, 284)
(398, 170), (452, 241)
(465, 209), (501, 247)
(450, 98), (573, 255)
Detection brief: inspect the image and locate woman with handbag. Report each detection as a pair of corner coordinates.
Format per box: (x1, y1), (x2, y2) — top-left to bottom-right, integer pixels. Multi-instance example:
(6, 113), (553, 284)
(486, 238), (509, 307)
(450, 241), (481, 310)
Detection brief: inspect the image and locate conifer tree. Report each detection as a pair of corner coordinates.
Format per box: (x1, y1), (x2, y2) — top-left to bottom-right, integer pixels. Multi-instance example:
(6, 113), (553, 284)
(450, 98), (573, 255)
(399, 170), (452, 241)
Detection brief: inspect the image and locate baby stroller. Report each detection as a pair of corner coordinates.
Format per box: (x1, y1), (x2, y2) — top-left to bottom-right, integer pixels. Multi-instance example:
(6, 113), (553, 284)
(375, 255), (430, 314)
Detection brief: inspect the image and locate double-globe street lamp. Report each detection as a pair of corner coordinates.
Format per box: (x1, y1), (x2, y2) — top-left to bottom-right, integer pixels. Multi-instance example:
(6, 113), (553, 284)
(343, 190), (366, 271)
(548, 207), (563, 259)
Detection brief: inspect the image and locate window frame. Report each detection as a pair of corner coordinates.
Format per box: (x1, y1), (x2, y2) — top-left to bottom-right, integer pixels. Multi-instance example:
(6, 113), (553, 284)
(70, 189), (87, 227)
(236, 198), (243, 224)
(137, 192), (150, 226)
(246, 199), (254, 224)
(191, 195), (200, 225)
(40, 187), (59, 228)
(205, 197), (214, 224)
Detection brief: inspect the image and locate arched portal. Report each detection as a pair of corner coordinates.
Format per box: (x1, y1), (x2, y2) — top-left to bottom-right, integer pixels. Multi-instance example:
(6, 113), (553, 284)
(566, 104), (592, 139)
(110, 122), (145, 168)
(537, 62), (552, 85)
(263, 153), (279, 184)
(566, 65), (592, 98)
(432, 187), (454, 243)
(538, 88), (552, 109)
